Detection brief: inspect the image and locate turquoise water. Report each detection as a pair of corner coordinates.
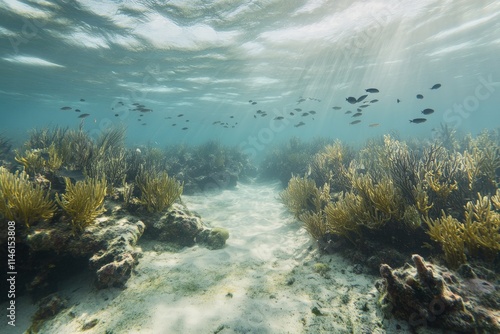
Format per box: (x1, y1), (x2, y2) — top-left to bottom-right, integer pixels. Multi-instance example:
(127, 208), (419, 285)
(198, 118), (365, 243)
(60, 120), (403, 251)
(1, 0), (499, 152)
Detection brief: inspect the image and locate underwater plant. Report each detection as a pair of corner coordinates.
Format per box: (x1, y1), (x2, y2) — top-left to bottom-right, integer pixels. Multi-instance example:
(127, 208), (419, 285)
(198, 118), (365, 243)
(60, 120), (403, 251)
(56, 177), (107, 232)
(0, 133), (12, 158)
(15, 149), (46, 175)
(136, 171), (183, 213)
(0, 167), (56, 227)
(310, 140), (353, 192)
(279, 175), (328, 219)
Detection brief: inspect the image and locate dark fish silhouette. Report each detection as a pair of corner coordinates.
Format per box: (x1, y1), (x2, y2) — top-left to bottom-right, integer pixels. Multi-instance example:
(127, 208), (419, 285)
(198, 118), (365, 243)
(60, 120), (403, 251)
(182, 127), (188, 130)
(345, 110), (352, 114)
(332, 107), (342, 110)
(78, 113), (90, 118)
(346, 97), (357, 104)
(359, 104), (369, 108)
(352, 112), (362, 117)
(177, 114), (184, 117)
(294, 121), (305, 127)
(365, 88), (379, 93)
(61, 106), (72, 110)
(274, 116), (284, 120)
(301, 112), (309, 116)
(370, 99), (378, 103)
(297, 98), (306, 103)
(172, 124), (176, 126)
(397, 99), (401, 103)
(80, 99), (85, 102)
(357, 95), (368, 103)
(416, 94), (424, 99)
(142, 123), (147, 125)
(75, 109), (81, 112)
(252, 101), (257, 105)
(139, 109), (152, 112)
(309, 110), (316, 115)
(421, 108), (434, 115)
(430, 84), (441, 90)
(410, 118), (427, 123)
(350, 120), (361, 125)
(114, 114), (119, 117)
(290, 112), (294, 116)
(369, 123), (380, 127)
(294, 108), (302, 111)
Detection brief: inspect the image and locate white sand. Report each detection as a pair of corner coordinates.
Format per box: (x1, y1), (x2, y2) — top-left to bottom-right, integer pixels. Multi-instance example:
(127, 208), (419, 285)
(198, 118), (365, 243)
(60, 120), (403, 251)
(2, 181), (432, 334)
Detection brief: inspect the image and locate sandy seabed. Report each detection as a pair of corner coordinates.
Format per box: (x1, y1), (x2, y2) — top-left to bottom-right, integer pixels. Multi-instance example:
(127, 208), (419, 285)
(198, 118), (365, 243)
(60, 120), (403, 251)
(2, 181), (444, 334)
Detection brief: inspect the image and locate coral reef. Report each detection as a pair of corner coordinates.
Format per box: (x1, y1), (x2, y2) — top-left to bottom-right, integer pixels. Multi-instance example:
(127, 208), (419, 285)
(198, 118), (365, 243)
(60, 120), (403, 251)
(136, 171), (183, 213)
(0, 167), (55, 227)
(378, 254), (499, 332)
(56, 177), (107, 232)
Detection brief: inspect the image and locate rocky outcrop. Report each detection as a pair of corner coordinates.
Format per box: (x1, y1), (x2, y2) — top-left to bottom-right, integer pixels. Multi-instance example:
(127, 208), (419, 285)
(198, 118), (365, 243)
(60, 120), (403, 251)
(377, 254), (500, 332)
(26, 215), (145, 290)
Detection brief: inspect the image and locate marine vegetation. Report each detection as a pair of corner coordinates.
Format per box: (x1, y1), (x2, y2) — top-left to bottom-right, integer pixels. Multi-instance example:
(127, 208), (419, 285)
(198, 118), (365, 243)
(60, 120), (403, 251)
(0, 133), (12, 159)
(136, 171), (183, 213)
(56, 177), (107, 232)
(261, 137), (332, 186)
(0, 167), (56, 227)
(278, 130), (500, 270)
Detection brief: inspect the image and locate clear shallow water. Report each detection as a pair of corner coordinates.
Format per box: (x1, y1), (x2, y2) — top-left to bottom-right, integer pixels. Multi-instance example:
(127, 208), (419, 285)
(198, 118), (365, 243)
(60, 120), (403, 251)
(1, 0), (499, 153)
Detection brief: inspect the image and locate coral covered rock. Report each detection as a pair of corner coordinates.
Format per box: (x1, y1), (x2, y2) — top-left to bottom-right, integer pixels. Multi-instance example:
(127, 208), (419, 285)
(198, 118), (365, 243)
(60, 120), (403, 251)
(377, 254), (500, 332)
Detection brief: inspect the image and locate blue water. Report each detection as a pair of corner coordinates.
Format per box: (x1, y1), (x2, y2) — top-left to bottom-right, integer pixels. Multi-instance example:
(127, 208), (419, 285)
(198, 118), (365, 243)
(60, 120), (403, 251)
(1, 0), (499, 155)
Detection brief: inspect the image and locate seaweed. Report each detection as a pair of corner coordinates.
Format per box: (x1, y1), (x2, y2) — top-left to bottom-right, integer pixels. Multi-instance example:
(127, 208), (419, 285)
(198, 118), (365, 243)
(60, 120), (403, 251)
(136, 171), (183, 213)
(56, 177), (107, 232)
(0, 167), (56, 227)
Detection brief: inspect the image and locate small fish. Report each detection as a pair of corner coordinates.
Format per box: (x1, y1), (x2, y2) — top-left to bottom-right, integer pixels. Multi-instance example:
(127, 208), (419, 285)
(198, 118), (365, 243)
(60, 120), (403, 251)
(360, 104), (370, 108)
(352, 112), (362, 117)
(301, 112), (309, 116)
(370, 99), (378, 103)
(416, 94), (424, 99)
(369, 123), (380, 127)
(397, 99), (401, 103)
(345, 110), (352, 114)
(114, 113), (119, 117)
(252, 101), (257, 105)
(229, 116), (234, 118)
(172, 123), (176, 126)
(249, 100), (253, 103)
(138, 119), (141, 121)
(213, 121), (220, 125)
(132, 103), (140, 106)
(182, 127), (188, 130)
(253, 115), (256, 118)
(142, 123), (147, 125)
(78, 113), (90, 118)
(309, 110), (316, 115)
(256, 110), (263, 114)
(274, 116), (284, 120)
(430, 83), (441, 90)
(80, 99), (85, 102)
(357, 95), (368, 103)
(165, 116), (172, 119)
(357, 108), (362, 112)
(75, 109), (81, 112)
(346, 97), (357, 104)
(290, 112), (295, 116)
(294, 121), (305, 127)
(177, 114), (184, 117)
(297, 98), (306, 103)
(410, 118), (427, 123)
(140, 109), (152, 112)
(421, 108), (434, 115)
(223, 125), (228, 128)
(294, 108), (302, 111)
(186, 120), (189, 122)
(350, 120), (361, 125)
(332, 106), (342, 110)
(261, 113), (267, 117)
(365, 88), (379, 93)
(61, 106), (72, 110)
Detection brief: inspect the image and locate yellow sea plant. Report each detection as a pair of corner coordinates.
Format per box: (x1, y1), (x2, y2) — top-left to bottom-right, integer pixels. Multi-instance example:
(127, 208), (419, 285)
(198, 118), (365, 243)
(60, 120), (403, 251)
(424, 210), (467, 268)
(0, 167), (56, 227)
(136, 171), (183, 213)
(56, 177), (107, 232)
(280, 175), (329, 219)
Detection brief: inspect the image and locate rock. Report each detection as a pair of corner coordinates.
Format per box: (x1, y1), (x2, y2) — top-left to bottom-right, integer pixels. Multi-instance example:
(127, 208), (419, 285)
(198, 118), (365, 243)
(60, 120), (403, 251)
(33, 294), (66, 321)
(26, 215), (145, 291)
(145, 203), (205, 246)
(82, 318), (99, 330)
(378, 254), (500, 332)
(196, 227), (229, 249)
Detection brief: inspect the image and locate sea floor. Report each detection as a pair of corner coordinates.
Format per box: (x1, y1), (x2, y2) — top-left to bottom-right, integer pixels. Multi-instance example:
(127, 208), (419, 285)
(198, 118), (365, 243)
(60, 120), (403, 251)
(2, 181), (444, 334)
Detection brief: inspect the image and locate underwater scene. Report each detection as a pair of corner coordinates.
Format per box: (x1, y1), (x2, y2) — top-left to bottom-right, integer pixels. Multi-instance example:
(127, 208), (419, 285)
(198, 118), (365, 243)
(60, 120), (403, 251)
(1, 0), (500, 333)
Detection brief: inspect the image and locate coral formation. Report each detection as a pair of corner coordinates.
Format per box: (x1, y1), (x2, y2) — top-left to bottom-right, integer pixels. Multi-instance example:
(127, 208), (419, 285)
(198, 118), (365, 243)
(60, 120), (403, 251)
(0, 167), (56, 227)
(378, 254), (499, 332)
(136, 171), (183, 213)
(56, 177), (107, 232)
